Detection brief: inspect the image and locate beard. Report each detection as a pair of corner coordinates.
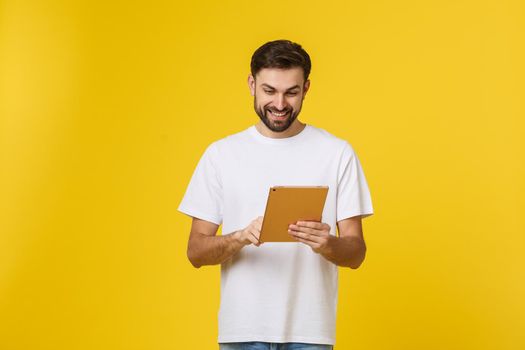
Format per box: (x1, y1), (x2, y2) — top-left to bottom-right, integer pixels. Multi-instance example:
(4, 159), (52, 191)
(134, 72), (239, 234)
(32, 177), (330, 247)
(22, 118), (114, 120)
(254, 96), (302, 132)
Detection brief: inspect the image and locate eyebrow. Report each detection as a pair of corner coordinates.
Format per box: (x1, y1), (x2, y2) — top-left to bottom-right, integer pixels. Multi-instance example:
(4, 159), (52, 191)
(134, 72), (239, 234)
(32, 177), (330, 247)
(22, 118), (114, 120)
(261, 83), (301, 91)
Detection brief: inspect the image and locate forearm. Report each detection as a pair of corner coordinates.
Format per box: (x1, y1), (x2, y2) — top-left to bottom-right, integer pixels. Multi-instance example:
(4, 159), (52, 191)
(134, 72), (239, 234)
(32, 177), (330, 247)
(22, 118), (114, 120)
(321, 235), (366, 269)
(187, 231), (245, 268)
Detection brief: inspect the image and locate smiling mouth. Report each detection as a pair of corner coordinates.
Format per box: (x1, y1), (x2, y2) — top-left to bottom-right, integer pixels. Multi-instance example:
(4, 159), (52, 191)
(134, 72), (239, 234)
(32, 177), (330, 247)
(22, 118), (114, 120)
(268, 110), (289, 118)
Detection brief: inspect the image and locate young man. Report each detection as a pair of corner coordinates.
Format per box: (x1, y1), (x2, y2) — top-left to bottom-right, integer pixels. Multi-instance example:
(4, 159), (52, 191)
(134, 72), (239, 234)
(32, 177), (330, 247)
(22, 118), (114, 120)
(179, 40), (374, 350)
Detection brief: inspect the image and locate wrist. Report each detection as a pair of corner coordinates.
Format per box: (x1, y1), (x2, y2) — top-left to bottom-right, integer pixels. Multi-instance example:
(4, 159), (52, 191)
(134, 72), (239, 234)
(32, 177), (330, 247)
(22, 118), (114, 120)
(232, 230), (248, 246)
(321, 234), (337, 256)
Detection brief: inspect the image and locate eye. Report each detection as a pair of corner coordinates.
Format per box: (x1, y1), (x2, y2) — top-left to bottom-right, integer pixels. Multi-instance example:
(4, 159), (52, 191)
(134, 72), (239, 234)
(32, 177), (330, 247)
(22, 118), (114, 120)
(264, 90), (274, 95)
(286, 91), (298, 96)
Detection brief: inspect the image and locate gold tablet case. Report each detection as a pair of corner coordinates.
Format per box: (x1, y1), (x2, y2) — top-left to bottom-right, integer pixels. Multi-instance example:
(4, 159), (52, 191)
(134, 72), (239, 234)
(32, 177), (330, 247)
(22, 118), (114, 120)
(259, 186), (329, 243)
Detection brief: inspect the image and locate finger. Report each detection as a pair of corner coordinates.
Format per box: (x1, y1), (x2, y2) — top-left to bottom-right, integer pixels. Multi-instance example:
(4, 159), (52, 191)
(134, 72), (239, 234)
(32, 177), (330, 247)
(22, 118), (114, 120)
(249, 228), (261, 241)
(298, 221), (331, 232)
(289, 225), (326, 238)
(252, 217), (263, 230)
(288, 228), (322, 243)
(297, 221), (331, 231)
(246, 231), (260, 246)
(296, 221), (322, 229)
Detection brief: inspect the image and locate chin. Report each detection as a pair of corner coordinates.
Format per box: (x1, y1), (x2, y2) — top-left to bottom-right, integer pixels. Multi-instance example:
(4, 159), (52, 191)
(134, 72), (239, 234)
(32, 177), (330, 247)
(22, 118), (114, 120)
(268, 119), (294, 132)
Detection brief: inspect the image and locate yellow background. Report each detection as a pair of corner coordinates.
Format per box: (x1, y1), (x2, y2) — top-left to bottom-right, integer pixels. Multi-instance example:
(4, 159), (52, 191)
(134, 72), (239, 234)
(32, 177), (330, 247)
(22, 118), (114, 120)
(1, 0), (524, 349)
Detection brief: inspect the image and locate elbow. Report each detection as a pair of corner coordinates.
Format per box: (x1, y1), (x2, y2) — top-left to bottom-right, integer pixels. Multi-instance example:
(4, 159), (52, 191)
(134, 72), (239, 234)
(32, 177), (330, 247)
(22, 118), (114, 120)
(187, 253), (202, 268)
(348, 254), (365, 269)
(187, 246), (202, 269)
(348, 243), (366, 269)
(348, 260), (363, 269)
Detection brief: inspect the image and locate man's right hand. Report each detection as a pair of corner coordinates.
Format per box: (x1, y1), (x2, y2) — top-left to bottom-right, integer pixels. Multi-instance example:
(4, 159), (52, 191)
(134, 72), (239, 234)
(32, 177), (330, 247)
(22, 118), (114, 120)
(234, 216), (263, 247)
(187, 216), (264, 268)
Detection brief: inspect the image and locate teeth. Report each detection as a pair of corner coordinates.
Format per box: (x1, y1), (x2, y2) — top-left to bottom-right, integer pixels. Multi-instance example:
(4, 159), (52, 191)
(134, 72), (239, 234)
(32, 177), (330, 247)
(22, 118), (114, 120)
(271, 111), (287, 117)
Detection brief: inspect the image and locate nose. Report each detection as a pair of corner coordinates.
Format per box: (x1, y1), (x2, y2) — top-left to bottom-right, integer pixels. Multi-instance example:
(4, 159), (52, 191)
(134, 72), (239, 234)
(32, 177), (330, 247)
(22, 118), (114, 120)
(275, 94), (286, 110)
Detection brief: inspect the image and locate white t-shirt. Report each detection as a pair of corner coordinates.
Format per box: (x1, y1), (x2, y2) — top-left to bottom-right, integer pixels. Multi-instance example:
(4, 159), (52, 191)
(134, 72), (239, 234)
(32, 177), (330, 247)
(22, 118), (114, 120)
(178, 124), (373, 345)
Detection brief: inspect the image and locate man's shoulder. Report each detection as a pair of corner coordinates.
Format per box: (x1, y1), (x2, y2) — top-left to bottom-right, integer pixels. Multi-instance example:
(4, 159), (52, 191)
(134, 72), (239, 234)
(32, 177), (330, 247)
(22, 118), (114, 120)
(306, 124), (351, 150)
(210, 126), (252, 148)
(202, 126), (253, 158)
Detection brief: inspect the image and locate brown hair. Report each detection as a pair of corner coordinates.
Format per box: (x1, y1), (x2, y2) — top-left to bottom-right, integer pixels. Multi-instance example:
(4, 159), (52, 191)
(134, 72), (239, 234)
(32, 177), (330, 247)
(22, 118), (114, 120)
(250, 40), (311, 81)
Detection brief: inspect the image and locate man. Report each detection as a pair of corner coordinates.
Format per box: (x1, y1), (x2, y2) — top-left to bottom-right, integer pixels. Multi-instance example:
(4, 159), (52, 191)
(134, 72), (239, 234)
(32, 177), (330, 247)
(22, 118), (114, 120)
(179, 40), (373, 350)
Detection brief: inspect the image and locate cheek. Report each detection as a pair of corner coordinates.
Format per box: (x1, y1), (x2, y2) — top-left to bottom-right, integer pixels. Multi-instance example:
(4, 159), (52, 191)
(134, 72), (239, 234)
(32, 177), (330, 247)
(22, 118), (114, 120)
(257, 97), (273, 108)
(289, 98), (302, 109)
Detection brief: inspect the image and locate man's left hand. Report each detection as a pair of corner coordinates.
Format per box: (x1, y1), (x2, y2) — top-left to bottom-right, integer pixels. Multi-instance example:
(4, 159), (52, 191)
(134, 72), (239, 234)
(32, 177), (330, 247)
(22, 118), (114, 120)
(288, 221), (332, 254)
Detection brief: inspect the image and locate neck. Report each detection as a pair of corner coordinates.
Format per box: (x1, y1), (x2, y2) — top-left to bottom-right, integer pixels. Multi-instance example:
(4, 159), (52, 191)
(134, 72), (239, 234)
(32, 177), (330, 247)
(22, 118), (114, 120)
(255, 119), (306, 139)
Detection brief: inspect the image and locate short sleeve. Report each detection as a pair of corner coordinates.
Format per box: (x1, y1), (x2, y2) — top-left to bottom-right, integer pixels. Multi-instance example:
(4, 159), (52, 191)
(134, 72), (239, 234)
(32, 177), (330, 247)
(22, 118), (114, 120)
(178, 143), (223, 225)
(336, 143), (374, 221)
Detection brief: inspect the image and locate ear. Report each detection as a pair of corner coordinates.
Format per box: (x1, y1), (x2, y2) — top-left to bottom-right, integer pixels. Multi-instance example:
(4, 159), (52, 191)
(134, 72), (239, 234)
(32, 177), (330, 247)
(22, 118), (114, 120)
(302, 79), (311, 99)
(248, 74), (256, 96)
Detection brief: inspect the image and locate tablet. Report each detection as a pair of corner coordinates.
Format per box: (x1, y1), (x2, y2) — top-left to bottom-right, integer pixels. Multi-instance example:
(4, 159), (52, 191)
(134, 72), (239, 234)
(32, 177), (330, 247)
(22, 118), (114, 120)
(259, 186), (329, 243)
